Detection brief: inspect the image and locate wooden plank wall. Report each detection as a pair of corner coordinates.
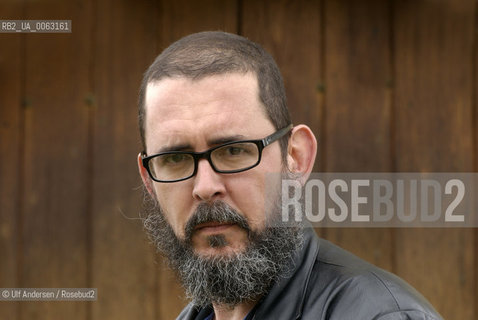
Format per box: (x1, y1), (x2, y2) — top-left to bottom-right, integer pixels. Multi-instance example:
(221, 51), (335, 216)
(0, 1), (22, 320)
(91, 1), (158, 319)
(0, 0), (476, 319)
(394, 1), (476, 318)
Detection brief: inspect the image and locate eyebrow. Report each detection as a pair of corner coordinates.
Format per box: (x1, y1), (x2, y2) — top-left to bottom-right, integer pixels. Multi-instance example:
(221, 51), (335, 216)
(156, 134), (247, 154)
(157, 144), (192, 153)
(208, 135), (246, 146)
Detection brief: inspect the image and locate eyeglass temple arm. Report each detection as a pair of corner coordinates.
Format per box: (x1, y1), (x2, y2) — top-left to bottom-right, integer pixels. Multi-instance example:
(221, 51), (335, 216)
(262, 124), (293, 147)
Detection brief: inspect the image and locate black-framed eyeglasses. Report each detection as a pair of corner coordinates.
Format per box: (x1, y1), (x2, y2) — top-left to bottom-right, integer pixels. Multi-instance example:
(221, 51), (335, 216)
(141, 124), (293, 183)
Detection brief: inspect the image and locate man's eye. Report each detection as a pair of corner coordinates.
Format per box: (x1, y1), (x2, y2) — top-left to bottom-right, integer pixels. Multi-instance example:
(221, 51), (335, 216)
(225, 146), (245, 156)
(163, 154), (187, 164)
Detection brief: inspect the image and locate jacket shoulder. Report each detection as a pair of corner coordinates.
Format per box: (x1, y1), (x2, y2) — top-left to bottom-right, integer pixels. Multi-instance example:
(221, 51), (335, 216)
(176, 303), (197, 320)
(301, 238), (442, 320)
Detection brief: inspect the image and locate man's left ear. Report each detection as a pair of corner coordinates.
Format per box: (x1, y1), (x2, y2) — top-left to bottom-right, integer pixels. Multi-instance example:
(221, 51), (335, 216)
(286, 125), (317, 185)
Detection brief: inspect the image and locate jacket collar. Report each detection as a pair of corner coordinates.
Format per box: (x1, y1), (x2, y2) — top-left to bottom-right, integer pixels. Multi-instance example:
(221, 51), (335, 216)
(252, 227), (320, 319)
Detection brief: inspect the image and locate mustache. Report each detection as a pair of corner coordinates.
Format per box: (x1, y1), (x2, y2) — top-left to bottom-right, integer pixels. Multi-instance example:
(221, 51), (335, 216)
(184, 201), (251, 241)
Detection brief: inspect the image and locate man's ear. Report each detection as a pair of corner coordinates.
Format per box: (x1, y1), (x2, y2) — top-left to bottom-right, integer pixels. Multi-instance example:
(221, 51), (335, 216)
(286, 125), (317, 185)
(137, 153), (156, 197)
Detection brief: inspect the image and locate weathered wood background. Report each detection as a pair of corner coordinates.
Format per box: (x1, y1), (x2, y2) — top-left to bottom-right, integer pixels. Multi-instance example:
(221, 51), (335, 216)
(1, 0), (477, 319)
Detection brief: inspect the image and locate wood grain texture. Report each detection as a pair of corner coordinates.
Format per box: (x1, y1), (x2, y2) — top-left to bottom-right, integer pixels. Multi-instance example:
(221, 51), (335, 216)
(394, 0), (475, 319)
(91, 0), (158, 319)
(323, 0), (393, 271)
(158, 0), (238, 46)
(474, 0), (478, 316)
(325, 0), (391, 172)
(155, 1), (239, 317)
(0, 1), (22, 319)
(19, 0), (92, 318)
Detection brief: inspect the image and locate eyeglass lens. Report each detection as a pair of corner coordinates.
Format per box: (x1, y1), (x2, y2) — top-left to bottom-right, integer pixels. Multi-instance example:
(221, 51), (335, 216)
(148, 142), (260, 181)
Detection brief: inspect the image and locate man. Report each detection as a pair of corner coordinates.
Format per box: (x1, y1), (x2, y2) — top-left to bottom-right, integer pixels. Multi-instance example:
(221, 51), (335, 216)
(137, 31), (441, 320)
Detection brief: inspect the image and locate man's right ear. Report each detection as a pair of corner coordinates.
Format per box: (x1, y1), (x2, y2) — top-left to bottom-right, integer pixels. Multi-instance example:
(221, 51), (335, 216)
(137, 153), (156, 196)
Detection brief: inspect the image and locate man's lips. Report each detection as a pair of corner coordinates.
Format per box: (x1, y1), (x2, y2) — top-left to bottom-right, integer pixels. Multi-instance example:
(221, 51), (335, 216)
(194, 222), (235, 234)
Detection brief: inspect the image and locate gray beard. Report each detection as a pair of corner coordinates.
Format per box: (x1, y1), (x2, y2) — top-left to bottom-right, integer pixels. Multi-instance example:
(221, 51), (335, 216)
(142, 193), (303, 308)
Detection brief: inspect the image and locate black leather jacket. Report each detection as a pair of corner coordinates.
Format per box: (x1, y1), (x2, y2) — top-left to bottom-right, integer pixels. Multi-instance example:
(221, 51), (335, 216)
(177, 228), (442, 320)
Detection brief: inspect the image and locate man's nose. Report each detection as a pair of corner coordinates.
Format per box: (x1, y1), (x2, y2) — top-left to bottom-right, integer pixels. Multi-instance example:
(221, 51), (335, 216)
(192, 158), (226, 202)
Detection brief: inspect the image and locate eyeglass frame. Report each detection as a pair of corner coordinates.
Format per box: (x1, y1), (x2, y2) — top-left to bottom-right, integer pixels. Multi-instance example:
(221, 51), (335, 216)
(141, 123), (293, 183)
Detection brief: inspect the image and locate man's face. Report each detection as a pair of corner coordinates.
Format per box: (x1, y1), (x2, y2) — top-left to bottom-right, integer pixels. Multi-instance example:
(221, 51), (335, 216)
(143, 72), (284, 257)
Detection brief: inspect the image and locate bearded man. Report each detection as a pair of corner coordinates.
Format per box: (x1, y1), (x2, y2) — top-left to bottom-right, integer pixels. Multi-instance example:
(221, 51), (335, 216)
(137, 31), (441, 320)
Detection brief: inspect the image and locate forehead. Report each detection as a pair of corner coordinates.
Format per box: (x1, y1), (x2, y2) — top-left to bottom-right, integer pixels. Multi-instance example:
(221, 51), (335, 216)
(143, 73), (274, 152)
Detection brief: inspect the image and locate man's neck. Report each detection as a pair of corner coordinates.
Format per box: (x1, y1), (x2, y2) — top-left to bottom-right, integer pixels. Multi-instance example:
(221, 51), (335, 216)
(212, 300), (256, 320)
